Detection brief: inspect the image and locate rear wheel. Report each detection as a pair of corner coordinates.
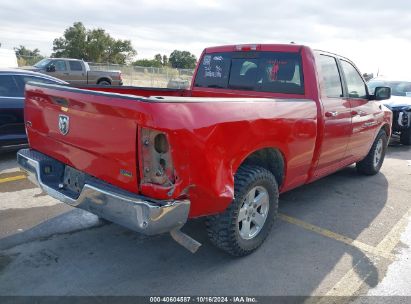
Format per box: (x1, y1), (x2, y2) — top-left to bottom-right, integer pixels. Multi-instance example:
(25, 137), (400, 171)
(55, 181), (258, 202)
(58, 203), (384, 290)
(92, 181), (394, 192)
(400, 129), (411, 145)
(97, 79), (111, 85)
(356, 130), (388, 175)
(206, 165), (279, 256)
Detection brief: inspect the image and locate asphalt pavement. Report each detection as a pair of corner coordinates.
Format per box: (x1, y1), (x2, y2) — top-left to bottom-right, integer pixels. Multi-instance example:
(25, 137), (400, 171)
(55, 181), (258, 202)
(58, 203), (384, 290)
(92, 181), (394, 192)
(0, 138), (410, 298)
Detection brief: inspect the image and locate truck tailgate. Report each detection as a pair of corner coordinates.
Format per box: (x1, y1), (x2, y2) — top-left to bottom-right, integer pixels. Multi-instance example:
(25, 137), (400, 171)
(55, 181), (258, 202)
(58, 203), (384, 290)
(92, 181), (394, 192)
(24, 83), (145, 193)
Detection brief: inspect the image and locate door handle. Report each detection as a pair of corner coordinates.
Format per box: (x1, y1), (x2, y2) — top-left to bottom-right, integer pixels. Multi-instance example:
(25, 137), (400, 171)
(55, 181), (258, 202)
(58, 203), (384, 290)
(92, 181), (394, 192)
(64, 73), (69, 75)
(325, 111), (338, 117)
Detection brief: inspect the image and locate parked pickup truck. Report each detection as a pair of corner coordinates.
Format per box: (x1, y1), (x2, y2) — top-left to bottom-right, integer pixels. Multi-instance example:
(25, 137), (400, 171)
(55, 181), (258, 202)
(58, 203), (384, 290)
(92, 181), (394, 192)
(368, 77), (411, 145)
(18, 44), (392, 256)
(23, 58), (123, 86)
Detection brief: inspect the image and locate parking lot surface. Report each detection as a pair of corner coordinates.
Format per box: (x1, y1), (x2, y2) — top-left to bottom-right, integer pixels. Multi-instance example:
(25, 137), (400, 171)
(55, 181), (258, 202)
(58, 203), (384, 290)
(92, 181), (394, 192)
(0, 139), (410, 297)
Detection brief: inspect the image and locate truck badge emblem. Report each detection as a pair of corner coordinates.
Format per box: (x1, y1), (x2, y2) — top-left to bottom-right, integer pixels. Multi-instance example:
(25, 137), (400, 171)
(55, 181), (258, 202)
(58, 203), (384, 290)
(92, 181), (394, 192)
(58, 114), (70, 135)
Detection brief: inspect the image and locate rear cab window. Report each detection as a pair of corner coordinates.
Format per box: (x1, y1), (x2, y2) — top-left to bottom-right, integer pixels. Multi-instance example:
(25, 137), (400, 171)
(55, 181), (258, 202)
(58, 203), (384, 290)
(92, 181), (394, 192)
(194, 51), (304, 95)
(69, 61), (83, 71)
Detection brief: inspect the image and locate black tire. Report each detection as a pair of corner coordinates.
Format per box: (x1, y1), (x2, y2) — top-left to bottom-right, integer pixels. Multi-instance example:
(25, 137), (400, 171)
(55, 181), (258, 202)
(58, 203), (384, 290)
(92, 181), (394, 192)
(356, 130), (388, 175)
(97, 79), (111, 86)
(400, 129), (411, 146)
(205, 165), (279, 256)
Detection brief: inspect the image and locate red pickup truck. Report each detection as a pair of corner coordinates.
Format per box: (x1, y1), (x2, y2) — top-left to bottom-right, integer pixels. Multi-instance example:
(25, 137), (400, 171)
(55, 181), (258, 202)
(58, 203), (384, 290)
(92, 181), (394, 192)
(18, 44), (392, 256)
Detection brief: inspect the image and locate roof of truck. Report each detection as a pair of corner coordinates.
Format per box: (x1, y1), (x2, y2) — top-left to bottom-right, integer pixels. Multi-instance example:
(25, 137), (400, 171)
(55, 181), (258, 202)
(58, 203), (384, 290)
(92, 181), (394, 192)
(43, 58), (85, 61)
(203, 43), (351, 62)
(204, 43), (305, 54)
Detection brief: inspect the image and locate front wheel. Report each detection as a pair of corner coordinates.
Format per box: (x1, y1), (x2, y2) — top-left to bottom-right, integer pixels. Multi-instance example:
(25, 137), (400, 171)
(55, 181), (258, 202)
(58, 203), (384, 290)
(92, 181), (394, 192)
(356, 130), (388, 175)
(206, 165), (279, 256)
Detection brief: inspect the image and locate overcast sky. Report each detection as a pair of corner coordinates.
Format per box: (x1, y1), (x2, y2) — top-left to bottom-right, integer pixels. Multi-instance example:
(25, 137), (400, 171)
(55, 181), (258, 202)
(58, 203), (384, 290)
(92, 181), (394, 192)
(0, 0), (410, 77)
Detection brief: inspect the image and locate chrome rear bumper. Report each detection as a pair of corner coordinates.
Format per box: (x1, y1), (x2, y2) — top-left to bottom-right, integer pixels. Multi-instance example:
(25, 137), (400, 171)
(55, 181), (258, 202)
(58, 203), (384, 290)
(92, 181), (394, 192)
(17, 149), (190, 235)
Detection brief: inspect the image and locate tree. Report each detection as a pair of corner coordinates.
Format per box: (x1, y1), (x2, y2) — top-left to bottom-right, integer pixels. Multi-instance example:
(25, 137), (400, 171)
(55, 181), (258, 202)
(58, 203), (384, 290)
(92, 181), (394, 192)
(14, 45), (42, 57)
(52, 22), (137, 64)
(14, 45), (44, 66)
(169, 50), (197, 69)
(363, 73), (374, 82)
(133, 54), (171, 68)
(162, 55), (168, 67)
(52, 22), (87, 59)
(133, 58), (162, 68)
(105, 39), (136, 64)
(154, 53), (162, 64)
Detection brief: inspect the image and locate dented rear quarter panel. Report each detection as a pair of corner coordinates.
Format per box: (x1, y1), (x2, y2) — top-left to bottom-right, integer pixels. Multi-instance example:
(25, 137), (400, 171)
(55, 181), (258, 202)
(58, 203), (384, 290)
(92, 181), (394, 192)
(144, 98), (318, 217)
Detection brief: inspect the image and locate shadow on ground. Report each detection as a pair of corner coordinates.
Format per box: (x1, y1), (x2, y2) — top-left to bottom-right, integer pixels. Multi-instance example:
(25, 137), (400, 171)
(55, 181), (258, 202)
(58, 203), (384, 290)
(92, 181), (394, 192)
(387, 137), (411, 161)
(0, 151), (19, 173)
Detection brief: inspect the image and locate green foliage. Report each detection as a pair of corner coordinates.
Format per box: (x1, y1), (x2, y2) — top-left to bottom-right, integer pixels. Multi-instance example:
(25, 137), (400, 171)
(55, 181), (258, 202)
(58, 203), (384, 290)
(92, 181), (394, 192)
(169, 50), (197, 69)
(52, 22), (137, 64)
(14, 45), (44, 66)
(154, 54), (162, 64)
(52, 22), (87, 59)
(133, 51), (195, 69)
(133, 53), (170, 67)
(133, 59), (163, 68)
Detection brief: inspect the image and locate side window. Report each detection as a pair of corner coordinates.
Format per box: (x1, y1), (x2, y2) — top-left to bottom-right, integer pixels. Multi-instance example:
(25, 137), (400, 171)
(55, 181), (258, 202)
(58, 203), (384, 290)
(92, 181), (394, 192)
(0, 75), (21, 97)
(340, 60), (367, 98)
(69, 61), (83, 71)
(19, 75), (61, 85)
(52, 60), (67, 72)
(317, 55), (343, 98)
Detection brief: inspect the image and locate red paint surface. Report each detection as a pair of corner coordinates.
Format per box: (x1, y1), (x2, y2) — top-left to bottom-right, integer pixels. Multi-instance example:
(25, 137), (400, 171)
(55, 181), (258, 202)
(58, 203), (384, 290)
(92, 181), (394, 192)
(24, 44), (392, 218)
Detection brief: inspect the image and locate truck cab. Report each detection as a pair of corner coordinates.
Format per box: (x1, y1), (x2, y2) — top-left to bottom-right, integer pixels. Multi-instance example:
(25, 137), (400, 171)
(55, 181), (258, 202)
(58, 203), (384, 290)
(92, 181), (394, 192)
(26, 58), (123, 86)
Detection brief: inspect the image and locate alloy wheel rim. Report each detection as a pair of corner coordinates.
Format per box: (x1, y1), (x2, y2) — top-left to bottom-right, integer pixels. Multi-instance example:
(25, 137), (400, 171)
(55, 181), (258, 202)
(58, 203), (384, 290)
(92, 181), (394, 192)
(374, 139), (383, 168)
(238, 186), (269, 240)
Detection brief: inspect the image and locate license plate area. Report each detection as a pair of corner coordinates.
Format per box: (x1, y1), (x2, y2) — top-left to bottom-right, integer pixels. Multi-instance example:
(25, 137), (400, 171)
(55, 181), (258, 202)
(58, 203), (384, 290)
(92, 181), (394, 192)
(63, 166), (86, 195)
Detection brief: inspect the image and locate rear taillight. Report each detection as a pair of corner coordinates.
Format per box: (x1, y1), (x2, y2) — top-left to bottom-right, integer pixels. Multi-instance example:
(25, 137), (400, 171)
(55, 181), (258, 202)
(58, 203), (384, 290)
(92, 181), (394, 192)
(140, 128), (175, 186)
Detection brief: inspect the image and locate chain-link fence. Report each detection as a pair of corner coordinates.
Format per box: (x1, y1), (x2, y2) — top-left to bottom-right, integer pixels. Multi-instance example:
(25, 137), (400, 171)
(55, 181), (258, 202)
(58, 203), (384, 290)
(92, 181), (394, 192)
(89, 63), (194, 88)
(16, 55), (195, 88)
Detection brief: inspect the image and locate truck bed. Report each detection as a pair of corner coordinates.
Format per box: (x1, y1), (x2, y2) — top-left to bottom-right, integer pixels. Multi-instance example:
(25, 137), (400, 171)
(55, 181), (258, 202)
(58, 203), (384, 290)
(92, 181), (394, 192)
(78, 85), (189, 98)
